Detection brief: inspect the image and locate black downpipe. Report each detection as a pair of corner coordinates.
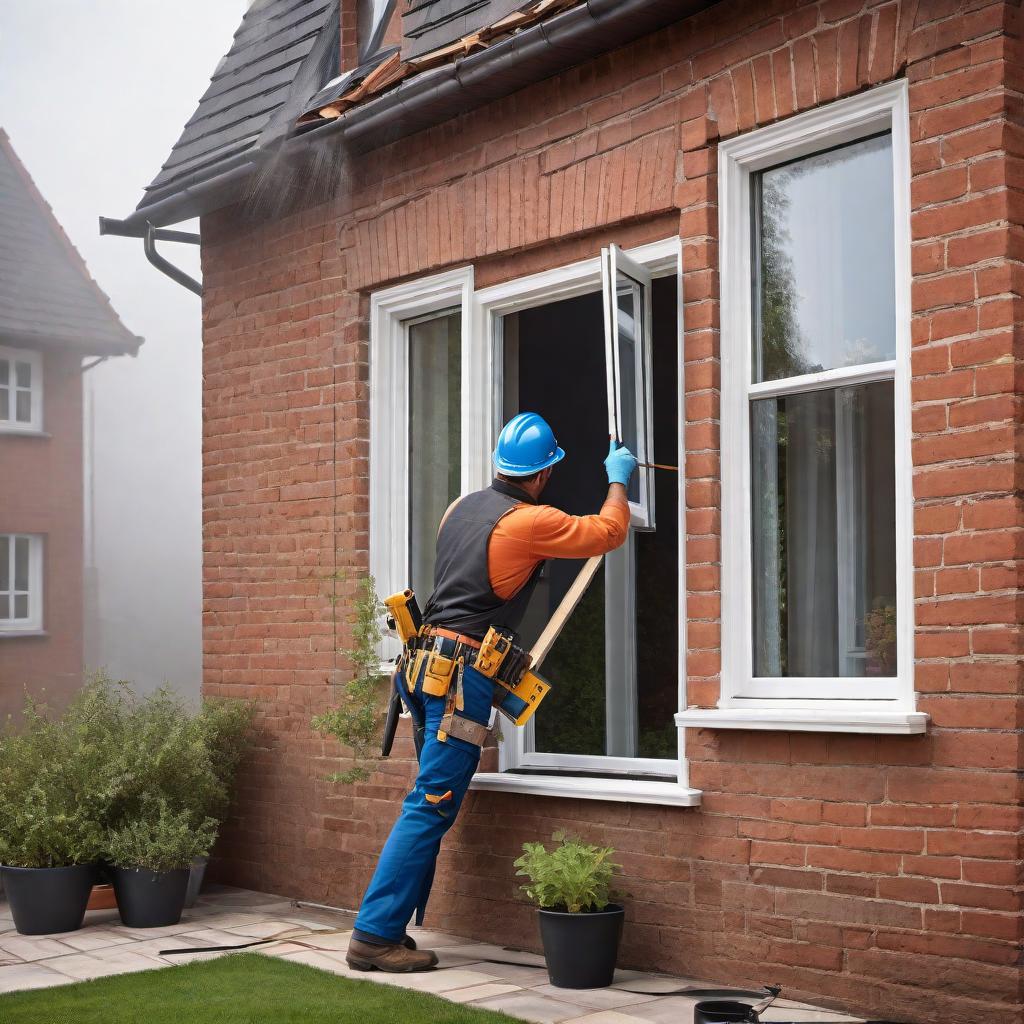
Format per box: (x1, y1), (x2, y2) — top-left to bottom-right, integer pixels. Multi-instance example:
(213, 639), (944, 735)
(99, 217), (202, 297)
(143, 223), (202, 296)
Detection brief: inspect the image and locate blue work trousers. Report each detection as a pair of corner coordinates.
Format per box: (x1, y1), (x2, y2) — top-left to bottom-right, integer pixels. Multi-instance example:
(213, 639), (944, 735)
(352, 655), (494, 944)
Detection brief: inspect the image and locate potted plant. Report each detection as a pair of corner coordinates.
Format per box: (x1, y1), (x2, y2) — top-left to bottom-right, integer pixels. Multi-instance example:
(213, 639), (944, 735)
(106, 801), (217, 928)
(0, 682), (126, 934)
(185, 697), (254, 905)
(514, 832), (624, 989)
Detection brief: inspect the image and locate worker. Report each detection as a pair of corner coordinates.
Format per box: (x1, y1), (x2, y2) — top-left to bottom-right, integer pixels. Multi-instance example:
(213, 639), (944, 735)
(345, 412), (637, 973)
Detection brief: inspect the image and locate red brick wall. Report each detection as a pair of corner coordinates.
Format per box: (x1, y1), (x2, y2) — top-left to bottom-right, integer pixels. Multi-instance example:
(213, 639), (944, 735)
(200, 2), (1023, 1021)
(0, 350), (84, 719)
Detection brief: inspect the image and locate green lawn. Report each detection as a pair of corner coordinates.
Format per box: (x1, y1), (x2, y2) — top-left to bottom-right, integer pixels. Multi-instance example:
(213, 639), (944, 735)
(0, 952), (527, 1024)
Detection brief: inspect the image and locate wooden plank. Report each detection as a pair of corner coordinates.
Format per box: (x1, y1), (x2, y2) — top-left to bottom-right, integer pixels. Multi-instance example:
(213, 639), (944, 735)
(529, 554), (603, 669)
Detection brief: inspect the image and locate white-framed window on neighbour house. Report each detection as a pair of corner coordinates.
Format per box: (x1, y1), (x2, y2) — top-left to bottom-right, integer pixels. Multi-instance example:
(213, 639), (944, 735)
(0, 534), (43, 633)
(0, 346), (43, 433)
(680, 80), (926, 735)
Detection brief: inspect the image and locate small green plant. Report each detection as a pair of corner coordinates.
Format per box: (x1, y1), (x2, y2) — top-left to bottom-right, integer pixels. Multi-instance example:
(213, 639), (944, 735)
(195, 697), (256, 814)
(312, 575), (389, 784)
(514, 831), (620, 913)
(105, 801), (217, 873)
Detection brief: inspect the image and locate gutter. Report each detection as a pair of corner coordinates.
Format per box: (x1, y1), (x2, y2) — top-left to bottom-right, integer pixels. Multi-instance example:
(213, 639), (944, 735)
(111, 0), (708, 233)
(99, 218), (202, 297)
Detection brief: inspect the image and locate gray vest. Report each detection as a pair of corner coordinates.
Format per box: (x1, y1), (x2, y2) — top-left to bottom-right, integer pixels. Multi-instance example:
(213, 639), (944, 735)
(422, 480), (544, 641)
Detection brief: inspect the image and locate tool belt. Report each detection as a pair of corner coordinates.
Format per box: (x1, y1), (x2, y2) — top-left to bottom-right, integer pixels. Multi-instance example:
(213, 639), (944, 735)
(386, 590), (550, 747)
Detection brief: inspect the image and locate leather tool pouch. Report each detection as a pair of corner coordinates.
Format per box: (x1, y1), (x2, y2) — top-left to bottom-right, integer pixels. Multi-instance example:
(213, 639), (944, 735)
(422, 651), (457, 697)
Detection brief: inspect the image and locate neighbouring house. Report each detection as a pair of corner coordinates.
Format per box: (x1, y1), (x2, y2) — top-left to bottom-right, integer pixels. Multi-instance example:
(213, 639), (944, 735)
(111, 2), (1022, 1021)
(0, 129), (141, 719)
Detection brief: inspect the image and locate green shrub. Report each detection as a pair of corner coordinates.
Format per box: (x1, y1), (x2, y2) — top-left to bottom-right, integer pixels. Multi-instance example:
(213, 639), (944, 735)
(196, 698), (255, 801)
(514, 831), (620, 913)
(0, 678), (132, 868)
(105, 801), (217, 873)
(312, 576), (389, 784)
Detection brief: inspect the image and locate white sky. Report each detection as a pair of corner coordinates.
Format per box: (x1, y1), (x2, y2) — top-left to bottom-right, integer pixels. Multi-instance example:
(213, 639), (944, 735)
(1, 0), (247, 695)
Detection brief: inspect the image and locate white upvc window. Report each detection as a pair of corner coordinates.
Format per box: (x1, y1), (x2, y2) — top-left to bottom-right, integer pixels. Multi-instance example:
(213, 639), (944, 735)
(0, 346), (43, 434)
(369, 266), (475, 663)
(0, 534), (43, 633)
(682, 80), (925, 735)
(368, 243), (700, 806)
(470, 238), (698, 806)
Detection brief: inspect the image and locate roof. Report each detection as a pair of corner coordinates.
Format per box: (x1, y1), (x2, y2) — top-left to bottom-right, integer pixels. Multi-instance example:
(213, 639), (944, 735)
(0, 130), (141, 357)
(122, 0), (709, 230)
(137, 0), (339, 216)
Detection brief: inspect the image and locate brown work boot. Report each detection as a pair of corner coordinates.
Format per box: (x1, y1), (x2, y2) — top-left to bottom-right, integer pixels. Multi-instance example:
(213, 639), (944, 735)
(346, 937), (439, 973)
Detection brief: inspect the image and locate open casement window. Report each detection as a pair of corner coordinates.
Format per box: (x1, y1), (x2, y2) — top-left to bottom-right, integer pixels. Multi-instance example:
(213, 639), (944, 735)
(695, 81), (926, 734)
(0, 346), (43, 434)
(470, 239), (699, 806)
(0, 534), (43, 632)
(602, 245), (655, 529)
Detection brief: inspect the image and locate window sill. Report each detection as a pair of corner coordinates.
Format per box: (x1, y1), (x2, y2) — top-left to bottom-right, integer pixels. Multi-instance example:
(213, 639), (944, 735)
(0, 630), (48, 640)
(0, 428), (49, 438)
(471, 772), (702, 806)
(675, 708), (929, 735)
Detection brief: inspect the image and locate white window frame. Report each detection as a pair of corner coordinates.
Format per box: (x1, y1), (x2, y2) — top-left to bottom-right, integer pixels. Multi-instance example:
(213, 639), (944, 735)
(369, 266), (474, 663)
(0, 534), (44, 633)
(694, 80), (924, 734)
(468, 237), (699, 804)
(0, 346), (44, 434)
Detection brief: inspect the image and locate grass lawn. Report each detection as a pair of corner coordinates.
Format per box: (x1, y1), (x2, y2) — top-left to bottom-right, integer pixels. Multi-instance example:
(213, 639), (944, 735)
(0, 952), (528, 1024)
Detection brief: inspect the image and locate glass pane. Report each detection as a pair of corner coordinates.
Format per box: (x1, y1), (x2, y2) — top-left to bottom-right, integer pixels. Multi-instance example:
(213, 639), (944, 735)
(754, 134), (895, 382)
(14, 594), (28, 619)
(751, 381), (896, 678)
(0, 361), (8, 385)
(0, 595), (8, 619)
(15, 390), (31, 423)
(504, 293), (610, 756)
(14, 537), (29, 591)
(0, 390), (8, 420)
(0, 536), (8, 591)
(15, 361), (31, 388)
(408, 311), (461, 601)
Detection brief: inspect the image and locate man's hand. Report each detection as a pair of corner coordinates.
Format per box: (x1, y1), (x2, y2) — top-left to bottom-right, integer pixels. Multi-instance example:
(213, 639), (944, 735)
(604, 440), (638, 486)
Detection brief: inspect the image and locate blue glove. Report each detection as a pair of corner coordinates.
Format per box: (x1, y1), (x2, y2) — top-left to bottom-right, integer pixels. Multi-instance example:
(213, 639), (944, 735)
(604, 440), (638, 486)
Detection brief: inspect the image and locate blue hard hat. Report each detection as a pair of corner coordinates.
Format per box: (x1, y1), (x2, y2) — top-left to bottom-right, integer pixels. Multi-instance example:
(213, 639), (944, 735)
(493, 412), (566, 476)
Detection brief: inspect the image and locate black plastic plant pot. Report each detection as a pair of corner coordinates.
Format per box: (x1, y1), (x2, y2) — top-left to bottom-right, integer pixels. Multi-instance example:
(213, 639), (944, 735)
(694, 1000), (759, 1024)
(1, 863), (98, 935)
(537, 904), (624, 989)
(109, 867), (190, 928)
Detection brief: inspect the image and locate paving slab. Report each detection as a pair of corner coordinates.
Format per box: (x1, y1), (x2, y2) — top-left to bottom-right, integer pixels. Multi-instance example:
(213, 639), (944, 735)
(0, 962), (71, 993)
(475, 991), (591, 1023)
(533, 983), (660, 1009)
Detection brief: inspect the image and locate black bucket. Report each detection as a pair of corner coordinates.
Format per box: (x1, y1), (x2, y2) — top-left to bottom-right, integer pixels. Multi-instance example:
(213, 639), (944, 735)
(694, 1000), (759, 1024)
(109, 867), (189, 928)
(537, 904), (624, 988)
(1, 863), (97, 935)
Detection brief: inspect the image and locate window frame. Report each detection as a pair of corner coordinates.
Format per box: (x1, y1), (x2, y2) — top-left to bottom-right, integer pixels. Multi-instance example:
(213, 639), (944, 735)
(716, 80), (916, 713)
(0, 533), (44, 633)
(0, 346), (44, 435)
(471, 237), (695, 797)
(369, 266), (474, 663)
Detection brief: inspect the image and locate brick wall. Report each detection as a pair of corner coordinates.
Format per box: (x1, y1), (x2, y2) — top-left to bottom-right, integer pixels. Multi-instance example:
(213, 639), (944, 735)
(0, 350), (84, 719)
(200, 2), (1023, 1021)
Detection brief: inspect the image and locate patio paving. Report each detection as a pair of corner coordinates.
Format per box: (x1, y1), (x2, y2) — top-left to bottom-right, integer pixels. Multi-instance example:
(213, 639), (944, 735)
(0, 885), (866, 1023)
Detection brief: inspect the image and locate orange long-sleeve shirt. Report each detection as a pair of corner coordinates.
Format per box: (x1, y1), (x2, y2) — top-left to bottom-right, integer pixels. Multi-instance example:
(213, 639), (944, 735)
(487, 495), (630, 599)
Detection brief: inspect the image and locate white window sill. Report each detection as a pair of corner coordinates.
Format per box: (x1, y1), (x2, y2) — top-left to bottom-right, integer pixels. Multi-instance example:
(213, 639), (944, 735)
(675, 708), (929, 735)
(0, 428), (49, 438)
(471, 772), (702, 807)
(0, 630), (48, 639)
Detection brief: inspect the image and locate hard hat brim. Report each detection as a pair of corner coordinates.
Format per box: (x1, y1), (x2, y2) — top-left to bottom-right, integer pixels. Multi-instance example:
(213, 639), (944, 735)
(493, 446), (566, 476)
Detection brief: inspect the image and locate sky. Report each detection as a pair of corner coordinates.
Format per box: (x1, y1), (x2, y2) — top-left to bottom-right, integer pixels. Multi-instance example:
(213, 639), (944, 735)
(1, 0), (248, 696)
